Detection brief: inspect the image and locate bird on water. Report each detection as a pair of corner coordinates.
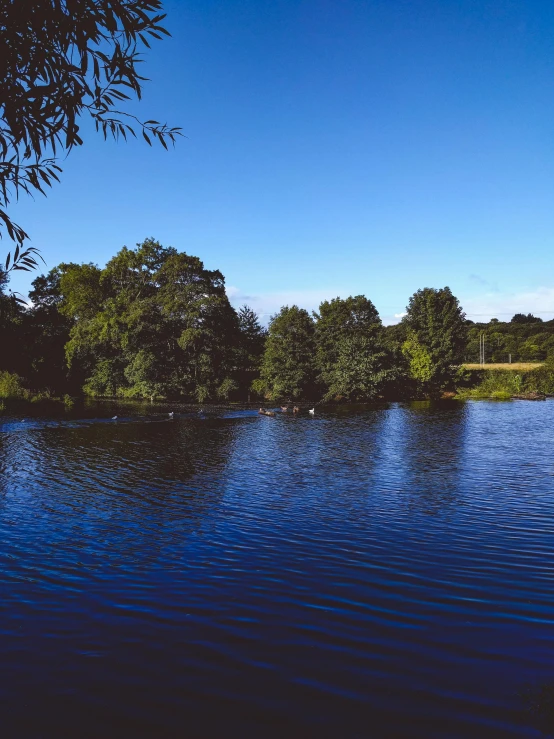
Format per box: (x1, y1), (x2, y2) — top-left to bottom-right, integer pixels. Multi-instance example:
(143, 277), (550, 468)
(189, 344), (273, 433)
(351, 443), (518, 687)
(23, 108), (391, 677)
(168, 412), (174, 418)
(309, 408), (315, 415)
(112, 415), (118, 420)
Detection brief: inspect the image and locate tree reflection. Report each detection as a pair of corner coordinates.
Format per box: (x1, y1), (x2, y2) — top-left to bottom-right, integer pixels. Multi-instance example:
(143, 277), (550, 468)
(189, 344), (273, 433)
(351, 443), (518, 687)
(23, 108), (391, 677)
(385, 400), (468, 514)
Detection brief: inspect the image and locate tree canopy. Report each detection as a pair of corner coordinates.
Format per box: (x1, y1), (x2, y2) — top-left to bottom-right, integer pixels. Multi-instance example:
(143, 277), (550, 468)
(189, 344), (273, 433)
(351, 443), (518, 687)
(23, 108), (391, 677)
(4, 258), (552, 404)
(1, 0), (179, 271)
(511, 313), (543, 324)
(59, 239), (240, 401)
(255, 305), (317, 401)
(314, 296), (391, 401)
(401, 287), (467, 396)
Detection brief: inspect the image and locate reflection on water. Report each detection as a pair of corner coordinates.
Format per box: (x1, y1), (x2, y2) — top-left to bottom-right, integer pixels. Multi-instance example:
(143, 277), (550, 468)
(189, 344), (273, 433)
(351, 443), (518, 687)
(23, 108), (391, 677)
(1, 400), (554, 737)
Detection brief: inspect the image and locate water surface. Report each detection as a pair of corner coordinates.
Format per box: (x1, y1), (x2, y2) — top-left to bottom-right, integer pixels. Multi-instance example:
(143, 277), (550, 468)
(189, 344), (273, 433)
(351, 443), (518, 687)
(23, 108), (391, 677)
(1, 400), (554, 737)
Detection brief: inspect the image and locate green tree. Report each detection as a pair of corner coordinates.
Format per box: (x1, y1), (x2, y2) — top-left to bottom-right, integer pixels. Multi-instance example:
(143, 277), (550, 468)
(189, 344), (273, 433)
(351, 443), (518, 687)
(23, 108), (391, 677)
(256, 305), (316, 400)
(315, 296), (380, 379)
(235, 305), (266, 398)
(156, 249), (240, 401)
(314, 295), (391, 401)
(323, 335), (392, 401)
(60, 238), (240, 401)
(511, 313), (542, 324)
(25, 267), (75, 393)
(519, 338), (542, 361)
(1, 0), (180, 266)
(237, 305), (266, 369)
(402, 287), (466, 396)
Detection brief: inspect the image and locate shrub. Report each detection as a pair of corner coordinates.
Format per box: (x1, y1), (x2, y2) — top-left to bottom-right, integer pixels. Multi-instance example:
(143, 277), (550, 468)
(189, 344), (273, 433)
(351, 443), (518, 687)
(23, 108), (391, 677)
(0, 371), (25, 399)
(456, 370), (522, 398)
(524, 358), (554, 395)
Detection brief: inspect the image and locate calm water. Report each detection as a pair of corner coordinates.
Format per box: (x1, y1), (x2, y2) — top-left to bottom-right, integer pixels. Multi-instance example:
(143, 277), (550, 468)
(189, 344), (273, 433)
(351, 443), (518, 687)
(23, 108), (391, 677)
(1, 400), (554, 737)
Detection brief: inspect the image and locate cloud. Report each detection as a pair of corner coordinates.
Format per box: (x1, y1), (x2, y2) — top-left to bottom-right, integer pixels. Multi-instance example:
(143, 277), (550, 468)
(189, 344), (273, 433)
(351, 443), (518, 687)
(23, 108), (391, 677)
(462, 286), (554, 322)
(468, 274), (500, 293)
(394, 311), (407, 319)
(469, 273), (489, 287)
(225, 285), (241, 299)
(225, 286), (347, 323)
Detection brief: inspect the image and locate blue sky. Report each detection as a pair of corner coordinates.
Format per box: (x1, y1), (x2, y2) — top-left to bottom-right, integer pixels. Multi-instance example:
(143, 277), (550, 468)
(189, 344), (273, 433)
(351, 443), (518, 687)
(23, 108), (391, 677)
(7, 0), (554, 324)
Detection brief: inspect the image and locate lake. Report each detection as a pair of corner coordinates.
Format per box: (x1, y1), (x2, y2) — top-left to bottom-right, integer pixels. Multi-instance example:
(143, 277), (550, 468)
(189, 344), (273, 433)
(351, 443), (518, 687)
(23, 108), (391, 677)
(1, 400), (554, 737)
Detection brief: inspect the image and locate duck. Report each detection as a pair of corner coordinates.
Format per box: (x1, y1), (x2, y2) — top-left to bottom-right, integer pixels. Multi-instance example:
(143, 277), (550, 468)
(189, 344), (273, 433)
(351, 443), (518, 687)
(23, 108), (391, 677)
(292, 406), (300, 413)
(168, 411), (174, 418)
(309, 408), (315, 415)
(258, 408), (276, 417)
(112, 415), (118, 420)
(280, 406), (289, 412)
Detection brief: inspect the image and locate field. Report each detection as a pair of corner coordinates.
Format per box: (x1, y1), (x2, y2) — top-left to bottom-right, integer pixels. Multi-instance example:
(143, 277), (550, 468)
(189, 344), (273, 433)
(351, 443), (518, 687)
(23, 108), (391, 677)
(463, 363), (543, 371)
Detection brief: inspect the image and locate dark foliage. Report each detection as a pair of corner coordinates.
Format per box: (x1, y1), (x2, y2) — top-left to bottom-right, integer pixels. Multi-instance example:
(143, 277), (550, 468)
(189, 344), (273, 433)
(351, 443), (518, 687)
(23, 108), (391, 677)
(511, 313), (542, 324)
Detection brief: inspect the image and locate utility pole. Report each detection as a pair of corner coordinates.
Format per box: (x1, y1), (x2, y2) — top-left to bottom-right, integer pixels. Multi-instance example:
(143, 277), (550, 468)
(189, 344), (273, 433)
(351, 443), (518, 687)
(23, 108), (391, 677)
(479, 331), (485, 367)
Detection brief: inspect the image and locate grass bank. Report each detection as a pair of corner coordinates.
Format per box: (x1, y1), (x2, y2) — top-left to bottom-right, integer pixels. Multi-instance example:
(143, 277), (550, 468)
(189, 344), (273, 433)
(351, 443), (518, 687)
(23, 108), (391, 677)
(457, 362), (554, 399)
(463, 363), (543, 371)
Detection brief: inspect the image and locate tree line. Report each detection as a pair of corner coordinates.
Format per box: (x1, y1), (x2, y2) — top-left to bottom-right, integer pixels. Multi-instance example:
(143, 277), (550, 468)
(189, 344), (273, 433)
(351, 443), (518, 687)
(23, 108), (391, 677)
(2, 238), (551, 404)
(1, 238), (471, 403)
(465, 316), (554, 363)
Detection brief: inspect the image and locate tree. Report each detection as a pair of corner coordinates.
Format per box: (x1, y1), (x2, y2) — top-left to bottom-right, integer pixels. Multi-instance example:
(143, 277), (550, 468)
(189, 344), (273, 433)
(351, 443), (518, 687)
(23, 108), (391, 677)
(0, 274), (26, 374)
(323, 335), (392, 401)
(255, 306), (316, 400)
(511, 313), (543, 324)
(1, 0), (180, 269)
(25, 267), (76, 393)
(234, 305), (266, 397)
(237, 305), (266, 368)
(156, 249), (240, 401)
(402, 287), (466, 396)
(60, 238), (240, 401)
(314, 295), (391, 401)
(314, 296), (380, 382)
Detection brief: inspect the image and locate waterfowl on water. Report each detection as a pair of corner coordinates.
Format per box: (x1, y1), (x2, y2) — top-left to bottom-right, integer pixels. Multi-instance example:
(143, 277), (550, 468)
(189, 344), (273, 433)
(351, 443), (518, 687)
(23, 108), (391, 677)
(112, 416), (118, 420)
(258, 408), (276, 417)
(280, 406), (288, 412)
(168, 412), (174, 418)
(309, 408), (315, 415)
(292, 406), (300, 413)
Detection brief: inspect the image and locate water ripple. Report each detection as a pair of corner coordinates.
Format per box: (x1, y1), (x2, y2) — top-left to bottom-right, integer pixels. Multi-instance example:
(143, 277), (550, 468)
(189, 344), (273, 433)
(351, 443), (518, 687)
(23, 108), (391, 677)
(1, 400), (554, 736)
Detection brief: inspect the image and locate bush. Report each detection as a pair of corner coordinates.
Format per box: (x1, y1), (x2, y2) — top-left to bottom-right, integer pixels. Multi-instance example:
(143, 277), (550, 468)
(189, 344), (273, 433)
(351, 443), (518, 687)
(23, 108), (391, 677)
(456, 370), (523, 399)
(0, 371), (25, 399)
(524, 358), (554, 395)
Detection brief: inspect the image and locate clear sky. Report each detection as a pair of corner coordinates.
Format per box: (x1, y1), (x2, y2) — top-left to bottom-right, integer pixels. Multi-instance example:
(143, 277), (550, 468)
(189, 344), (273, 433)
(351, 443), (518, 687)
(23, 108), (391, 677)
(7, 0), (554, 324)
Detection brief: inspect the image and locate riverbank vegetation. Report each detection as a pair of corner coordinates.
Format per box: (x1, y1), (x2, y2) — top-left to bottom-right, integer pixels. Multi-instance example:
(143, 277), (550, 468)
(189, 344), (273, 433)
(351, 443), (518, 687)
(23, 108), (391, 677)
(457, 361), (554, 399)
(2, 238), (554, 405)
